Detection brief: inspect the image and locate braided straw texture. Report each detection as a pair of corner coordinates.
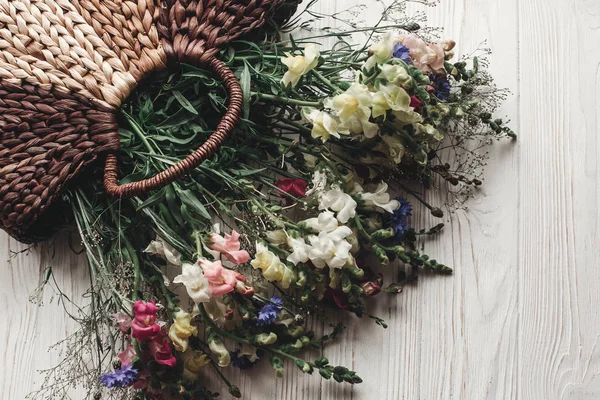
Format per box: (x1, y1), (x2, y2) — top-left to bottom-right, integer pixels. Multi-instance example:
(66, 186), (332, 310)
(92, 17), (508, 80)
(157, 0), (295, 65)
(0, 0), (301, 242)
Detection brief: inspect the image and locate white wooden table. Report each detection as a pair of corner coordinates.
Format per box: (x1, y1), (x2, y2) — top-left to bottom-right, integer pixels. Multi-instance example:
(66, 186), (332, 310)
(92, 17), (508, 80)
(2, 0), (600, 398)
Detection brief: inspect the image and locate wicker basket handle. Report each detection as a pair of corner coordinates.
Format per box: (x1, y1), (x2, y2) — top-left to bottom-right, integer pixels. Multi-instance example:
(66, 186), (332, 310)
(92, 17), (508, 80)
(104, 57), (242, 198)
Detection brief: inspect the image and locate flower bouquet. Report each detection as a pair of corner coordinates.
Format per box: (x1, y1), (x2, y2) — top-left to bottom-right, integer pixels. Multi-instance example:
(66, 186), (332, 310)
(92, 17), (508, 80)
(25, 0), (515, 399)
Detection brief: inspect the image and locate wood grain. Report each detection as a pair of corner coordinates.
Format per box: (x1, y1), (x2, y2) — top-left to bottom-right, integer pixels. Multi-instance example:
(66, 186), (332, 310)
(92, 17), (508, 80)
(0, 0), (599, 398)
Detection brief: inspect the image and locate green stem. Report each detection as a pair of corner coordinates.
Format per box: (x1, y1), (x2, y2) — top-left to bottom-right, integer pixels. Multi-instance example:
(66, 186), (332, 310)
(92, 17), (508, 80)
(254, 92), (323, 108)
(311, 70), (341, 93)
(194, 231), (204, 259)
(198, 306), (310, 368)
(123, 111), (157, 155)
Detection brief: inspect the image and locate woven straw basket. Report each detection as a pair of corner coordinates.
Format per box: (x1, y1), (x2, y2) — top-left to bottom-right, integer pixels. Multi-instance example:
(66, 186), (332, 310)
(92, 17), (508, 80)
(0, 0), (300, 242)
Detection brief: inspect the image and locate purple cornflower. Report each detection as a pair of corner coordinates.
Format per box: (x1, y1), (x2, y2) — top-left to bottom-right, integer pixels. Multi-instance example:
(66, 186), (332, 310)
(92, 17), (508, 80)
(100, 365), (139, 388)
(388, 198), (413, 237)
(393, 44), (411, 65)
(256, 297), (283, 327)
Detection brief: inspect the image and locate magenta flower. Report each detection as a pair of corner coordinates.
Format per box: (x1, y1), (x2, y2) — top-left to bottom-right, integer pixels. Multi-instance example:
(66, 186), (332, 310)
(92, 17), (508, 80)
(148, 334), (177, 367)
(131, 301), (161, 341)
(276, 177), (308, 198)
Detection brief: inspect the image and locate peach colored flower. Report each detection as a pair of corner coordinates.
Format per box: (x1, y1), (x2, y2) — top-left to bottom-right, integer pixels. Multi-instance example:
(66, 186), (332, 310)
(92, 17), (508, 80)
(200, 259), (237, 296)
(209, 231), (250, 265)
(400, 34), (445, 74)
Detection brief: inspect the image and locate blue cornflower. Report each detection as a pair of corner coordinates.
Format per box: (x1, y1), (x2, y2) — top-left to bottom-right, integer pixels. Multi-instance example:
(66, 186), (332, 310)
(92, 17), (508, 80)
(256, 297), (283, 327)
(393, 44), (412, 64)
(396, 198), (413, 218)
(230, 349), (264, 370)
(429, 75), (451, 101)
(99, 365), (139, 388)
(388, 198), (413, 237)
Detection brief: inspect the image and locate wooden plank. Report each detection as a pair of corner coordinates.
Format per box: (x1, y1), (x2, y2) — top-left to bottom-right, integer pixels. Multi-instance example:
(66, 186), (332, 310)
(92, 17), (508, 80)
(518, 0), (600, 399)
(1, 0), (600, 399)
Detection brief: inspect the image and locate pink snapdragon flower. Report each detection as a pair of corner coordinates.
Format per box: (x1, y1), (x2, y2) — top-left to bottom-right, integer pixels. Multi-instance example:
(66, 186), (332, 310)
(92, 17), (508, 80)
(118, 344), (136, 366)
(112, 312), (132, 334)
(200, 259), (238, 296)
(209, 231), (250, 265)
(234, 272), (255, 297)
(131, 300), (161, 341)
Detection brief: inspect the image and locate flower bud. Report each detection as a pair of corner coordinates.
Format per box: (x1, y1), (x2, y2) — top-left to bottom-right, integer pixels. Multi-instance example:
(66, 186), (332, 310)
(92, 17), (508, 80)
(253, 332), (278, 346)
(385, 283), (404, 294)
(361, 281), (382, 296)
(328, 269), (341, 289)
(300, 336), (311, 346)
(371, 228), (396, 240)
(431, 207), (444, 218)
(372, 245), (390, 265)
(341, 274), (352, 294)
(391, 245), (406, 256)
(286, 325), (305, 338)
(265, 230), (287, 245)
(346, 265), (365, 279)
(441, 40), (456, 51)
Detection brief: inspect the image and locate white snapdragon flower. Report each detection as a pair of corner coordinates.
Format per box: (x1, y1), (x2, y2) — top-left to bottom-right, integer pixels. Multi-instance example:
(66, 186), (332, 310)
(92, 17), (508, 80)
(301, 210), (339, 233)
(286, 236), (312, 266)
(281, 44), (320, 87)
(416, 123), (444, 142)
(360, 182), (400, 213)
(265, 229), (288, 245)
(364, 32), (401, 70)
(378, 64), (412, 87)
(325, 83), (379, 138)
(173, 262), (212, 304)
(372, 84), (422, 124)
(144, 236), (182, 266)
(251, 243), (294, 288)
(203, 297), (234, 327)
(308, 226), (354, 269)
(208, 335), (230, 367)
(302, 108), (345, 142)
(319, 187), (357, 223)
(382, 135), (406, 164)
(236, 344), (261, 363)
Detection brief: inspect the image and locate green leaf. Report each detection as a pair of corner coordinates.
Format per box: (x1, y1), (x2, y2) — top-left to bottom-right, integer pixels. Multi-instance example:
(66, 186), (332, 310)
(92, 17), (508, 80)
(228, 167), (267, 177)
(240, 63), (252, 119)
(172, 90), (198, 115)
(136, 188), (167, 211)
(176, 188), (211, 221)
